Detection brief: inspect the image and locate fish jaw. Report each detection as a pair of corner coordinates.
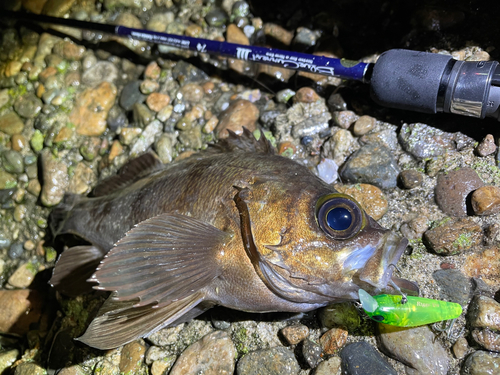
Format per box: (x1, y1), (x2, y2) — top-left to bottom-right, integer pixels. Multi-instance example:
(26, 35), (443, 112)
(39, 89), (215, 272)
(343, 231), (409, 294)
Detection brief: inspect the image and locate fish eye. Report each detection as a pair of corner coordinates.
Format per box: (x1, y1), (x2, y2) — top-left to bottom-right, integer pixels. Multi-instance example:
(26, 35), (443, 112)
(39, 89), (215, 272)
(372, 315), (385, 322)
(315, 194), (365, 239)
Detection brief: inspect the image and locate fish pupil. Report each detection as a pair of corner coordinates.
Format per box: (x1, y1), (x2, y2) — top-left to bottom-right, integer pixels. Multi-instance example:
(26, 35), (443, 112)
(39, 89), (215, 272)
(327, 207), (352, 231)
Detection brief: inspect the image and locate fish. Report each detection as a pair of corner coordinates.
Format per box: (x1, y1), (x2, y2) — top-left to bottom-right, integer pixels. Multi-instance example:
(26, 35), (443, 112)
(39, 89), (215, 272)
(50, 128), (416, 350)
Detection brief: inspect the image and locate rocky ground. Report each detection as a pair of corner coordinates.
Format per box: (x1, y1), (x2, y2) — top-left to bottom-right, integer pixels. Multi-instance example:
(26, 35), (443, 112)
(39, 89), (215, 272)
(1, 0), (500, 374)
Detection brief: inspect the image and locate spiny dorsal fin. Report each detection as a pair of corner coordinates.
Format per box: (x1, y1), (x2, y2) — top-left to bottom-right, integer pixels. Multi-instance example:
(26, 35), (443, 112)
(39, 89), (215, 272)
(92, 152), (164, 197)
(209, 127), (275, 155)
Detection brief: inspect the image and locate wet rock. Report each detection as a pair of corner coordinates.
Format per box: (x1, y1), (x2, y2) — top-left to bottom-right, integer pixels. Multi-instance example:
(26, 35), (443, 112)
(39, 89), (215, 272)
(70, 81), (117, 136)
(319, 327), (348, 355)
(432, 269), (473, 305)
(275, 89), (295, 104)
(334, 183), (388, 220)
(464, 247), (500, 287)
(180, 83), (204, 103)
(332, 110), (358, 129)
(68, 162), (97, 195)
(399, 123), (473, 159)
(399, 169), (423, 189)
(263, 23), (294, 45)
(8, 242), (23, 259)
(205, 8), (228, 27)
(146, 92), (170, 112)
(147, 12), (174, 32)
(13, 362), (46, 375)
(170, 331), (236, 375)
(327, 93), (348, 112)
(377, 324), (449, 375)
(151, 356), (176, 375)
(352, 115), (375, 136)
(423, 218), (482, 255)
(140, 79), (160, 94)
(53, 40), (85, 61)
(172, 61), (209, 84)
(462, 351), (500, 374)
(340, 144), (400, 189)
(318, 302), (360, 331)
(133, 102), (154, 127)
(1, 150), (24, 174)
(294, 87), (320, 103)
(120, 127), (142, 146)
(281, 324), (309, 345)
(323, 129), (358, 166)
(119, 340), (146, 373)
(302, 339), (323, 368)
(314, 356), (341, 375)
(476, 134), (497, 157)
(130, 120), (162, 157)
(107, 105), (128, 131)
(452, 337), (469, 359)
(0, 112), (24, 135)
(0, 349), (19, 373)
(215, 99), (259, 139)
(40, 148), (69, 206)
(0, 289), (42, 335)
(471, 186), (500, 216)
(237, 347), (299, 375)
(8, 262), (37, 288)
(317, 158), (338, 184)
(0, 170), (16, 190)
(472, 328), (500, 352)
(340, 341), (397, 375)
(82, 61), (118, 87)
(120, 80), (147, 111)
(56, 365), (87, 375)
(14, 94), (42, 119)
(291, 114), (330, 138)
(155, 132), (176, 164)
(435, 167), (484, 217)
(11, 134), (28, 152)
(468, 295), (500, 332)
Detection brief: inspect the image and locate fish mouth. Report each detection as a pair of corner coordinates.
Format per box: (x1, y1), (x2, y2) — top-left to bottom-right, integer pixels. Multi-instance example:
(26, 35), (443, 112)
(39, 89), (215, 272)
(343, 232), (416, 295)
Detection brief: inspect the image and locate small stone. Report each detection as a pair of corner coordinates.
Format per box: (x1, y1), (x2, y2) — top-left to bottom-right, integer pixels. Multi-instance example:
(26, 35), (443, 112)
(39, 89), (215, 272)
(180, 83), (204, 103)
(170, 331), (236, 375)
(205, 8), (228, 27)
(14, 94), (43, 119)
(319, 327), (348, 355)
(40, 148), (69, 207)
(318, 302), (360, 331)
(8, 262), (37, 288)
(323, 129), (358, 166)
(314, 356), (341, 375)
(340, 341), (397, 375)
(146, 92), (170, 112)
(2, 150), (24, 174)
(151, 356), (176, 375)
(462, 351), (500, 375)
(256, 64), (295, 83)
(435, 167), (484, 217)
(11, 134), (27, 152)
(423, 218), (482, 255)
(452, 337), (469, 359)
(333, 111), (358, 129)
(0, 289), (42, 335)
(130, 120), (163, 157)
(53, 40), (85, 61)
(476, 134), (497, 156)
(120, 80), (147, 111)
(13, 362), (46, 375)
(13, 204), (27, 222)
(8, 242), (24, 259)
(0, 170), (17, 190)
(146, 12), (174, 32)
(352, 115), (375, 136)
(226, 23), (250, 45)
(398, 169), (423, 189)
(155, 133), (176, 164)
(120, 127), (142, 145)
(109, 140), (124, 162)
(82, 60), (118, 87)
(294, 87), (319, 103)
(144, 61), (161, 80)
(172, 61), (209, 84)
(30, 130), (44, 152)
(236, 347), (299, 375)
(464, 247), (500, 287)
(263, 23), (294, 45)
(27, 179), (41, 197)
(471, 185), (500, 216)
(119, 340), (146, 373)
(215, 99), (259, 139)
(157, 105), (173, 122)
(360, 129), (399, 150)
(334, 183), (388, 220)
(472, 328), (500, 352)
(0, 112), (24, 135)
(302, 339), (323, 368)
(0, 349), (19, 374)
(400, 216), (430, 240)
(281, 324), (309, 345)
(107, 105), (128, 131)
(55, 365), (87, 375)
(68, 162), (96, 195)
(5, 61), (23, 78)
(317, 158), (338, 184)
(468, 295), (500, 332)
(140, 79), (160, 94)
(133, 102), (154, 127)
(275, 89), (295, 103)
(70, 81), (117, 136)
(432, 268), (473, 305)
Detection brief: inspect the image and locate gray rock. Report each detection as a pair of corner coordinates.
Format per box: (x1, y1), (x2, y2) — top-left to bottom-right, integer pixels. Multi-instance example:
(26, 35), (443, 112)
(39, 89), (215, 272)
(433, 269), (473, 306)
(399, 170), (423, 189)
(340, 144), (400, 189)
(130, 120), (163, 157)
(377, 324), (449, 375)
(40, 149), (69, 207)
(133, 102), (154, 127)
(82, 61), (118, 87)
(471, 328), (500, 352)
(8, 242), (23, 259)
(1, 150), (24, 174)
(314, 356), (341, 375)
(359, 129), (398, 150)
(172, 61), (209, 84)
(14, 94), (42, 119)
(340, 341), (397, 375)
(291, 114), (330, 138)
(468, 295), (500, 332)
(237, 347), (299, 375)
(461, 351), (500, 375)
(155, 132), (177, 164)
(107, 105), (128, 131)
(205, 8), (228, 27)
(302, 339), (323, 368)
(120, 80), (147, 111)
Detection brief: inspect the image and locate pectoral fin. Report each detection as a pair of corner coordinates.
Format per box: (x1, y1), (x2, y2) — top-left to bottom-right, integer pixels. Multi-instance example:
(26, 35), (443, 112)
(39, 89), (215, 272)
(90, 213), (231, 307)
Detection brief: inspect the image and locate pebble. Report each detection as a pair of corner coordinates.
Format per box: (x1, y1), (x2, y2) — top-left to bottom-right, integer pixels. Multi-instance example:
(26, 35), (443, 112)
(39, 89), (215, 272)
(81, 61), (118, 87)
(294, 87), (320, 103)
(452, 337), (469, 359)
(302, 339), (323, 368)
(8, 262), (37, 288)
(314, 356), (341, 375)
(317, 158), (338, 184)
(461, 351), (500, 374)
(237, 347), (299, 375)
(0, 289), (42, 335)
(398, 169), (423, 189)
(0, 349), (19, 374)
(172, 60), (209, 84)
(232, 1), (250, 17)
(146, 12), (174, 32)
(464, 247), (500, 287)
(377, 324), (449, 374)
(70, 81), (117, 136)
(319, 327), (348, 355)
(130, 120), (163, 157)
(227, 24), (250, 45)
(55, 365), (86, 375)
(334, 183), (388, 220)
(361, 128), (400, 149)
(340, 341), (397, 375)
(275, 89), (295, 103)
(318, 302), (360, 331)
(157, 105), (173, 122)
(155, 133), (176, 164)
(133, 102), (154, 127)
(0, 112), (24, 135)
(468, 295), (500, 332)
(144, 61), (161, 80)
(263, 23), (294, 45)
(40, 148), (69, 207)
(120, 80), (147, 111)
(8, 242), (24, 259)
(11, 134), (27, 152)
(281, 324), (309, 345)
(179, 83), (204, 103)
(151, 356), (176, 375)
(169, 331), (236, 375)
(119, 341), (146, 373)
(53, 40), (85, 61)
(146, 92), (170, 112)
(14, 94), (42, 119)
(215, 99), (259, 139)
(205, 8), (228, 27)
(340, 144), (400, 189)
(13, 362), (46, 375)
(291, 114), (330, 139)
(140, 79), (159, 94)
(2, 150), (24, 174)
(107, 105), (128, 131)
(0, 170), (16, 190)
(68, 162), (96, 195)
(432, 268), (473, 305)
(352, 115), (375, 136)
(471, 185), (500, 215)
(472, 328), (500, 352)
(423, 218), (482, 255)
(435, 167), (484, 217)
(476, 134), (497, 156)
(322, 129), (358, 167)
(332, 110), (358, 129)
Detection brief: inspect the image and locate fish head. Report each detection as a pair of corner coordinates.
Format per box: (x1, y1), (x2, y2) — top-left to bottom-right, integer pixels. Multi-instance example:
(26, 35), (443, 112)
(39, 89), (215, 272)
(238, 178), (415, 305)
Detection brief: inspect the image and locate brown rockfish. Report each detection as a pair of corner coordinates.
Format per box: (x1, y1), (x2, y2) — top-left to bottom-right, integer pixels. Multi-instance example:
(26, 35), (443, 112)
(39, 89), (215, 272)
(51, 129), (415, 350)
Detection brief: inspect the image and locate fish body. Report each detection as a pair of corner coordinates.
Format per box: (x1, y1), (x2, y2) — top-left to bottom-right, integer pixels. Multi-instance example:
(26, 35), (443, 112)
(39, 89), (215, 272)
(51, 130), (412, 349)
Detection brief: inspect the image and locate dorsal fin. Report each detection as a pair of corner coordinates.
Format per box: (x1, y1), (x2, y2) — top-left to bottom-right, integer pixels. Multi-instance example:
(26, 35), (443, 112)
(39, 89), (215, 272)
(208, 127), (275, 155)
(92, 152), (164, 197)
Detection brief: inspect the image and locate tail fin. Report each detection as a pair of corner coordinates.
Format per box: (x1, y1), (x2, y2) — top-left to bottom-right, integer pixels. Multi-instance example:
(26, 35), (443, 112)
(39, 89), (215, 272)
(49, 193), (81, 238)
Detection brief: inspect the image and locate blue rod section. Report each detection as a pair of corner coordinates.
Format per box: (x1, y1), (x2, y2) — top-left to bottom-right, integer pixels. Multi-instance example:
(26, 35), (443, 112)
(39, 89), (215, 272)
(117, 26), (370, 82)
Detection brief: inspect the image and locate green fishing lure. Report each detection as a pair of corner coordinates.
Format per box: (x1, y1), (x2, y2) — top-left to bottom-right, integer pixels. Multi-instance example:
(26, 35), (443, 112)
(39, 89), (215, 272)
(358, 289), (462, 327)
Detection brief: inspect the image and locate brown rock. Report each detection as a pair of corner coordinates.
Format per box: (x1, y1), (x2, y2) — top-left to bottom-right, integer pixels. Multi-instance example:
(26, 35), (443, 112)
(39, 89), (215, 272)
(400, 216), (430, 240)
(399, 169), (423, 189)
(423, 218), (482, 255)
(38, 66), (57, 83)
(11, 134), (27, 152)
(471, 185), (500, 216)
(146, 93), (171, 112)
(5, 61), (23, 78)
(294, 87), (319, 103)
(0, 112), (24, 135)
(108, 140), (124, 162)
(185, 24), (202, 38)
(215, 99), (259, 139)
(353, 115), (376, 136)
(67, 162), (96, 195)
(144, 61), (161, 80)
(180, 83), (204, 103)
(0, 289), (42, 335)
(263, 23), (294, 45)
(53, 40), (85, 61)
(334, 183), (388, 220)
(472, 328), (500, 352)
(468, 295), (500, 331)
(226, 24), (249, 45)
(319, 327), (348, 355)
(53, 125), (74, 143)
(464, 247), (500, 287)
(42, 0), (77, 17)
(70, 82), (117, 136)
(8, 263), (37, 288)
(119, 340), (146, 374)
(281, 324), (309, 345)
(476, 134), (497, 157)
(333, 110), (358, 129)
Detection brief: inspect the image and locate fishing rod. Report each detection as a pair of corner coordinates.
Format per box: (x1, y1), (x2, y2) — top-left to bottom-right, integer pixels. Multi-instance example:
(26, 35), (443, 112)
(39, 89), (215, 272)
(3, 10), (500, 121)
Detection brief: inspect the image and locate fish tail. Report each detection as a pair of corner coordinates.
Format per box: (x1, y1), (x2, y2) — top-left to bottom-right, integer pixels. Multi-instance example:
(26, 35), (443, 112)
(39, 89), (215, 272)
(50, 193), (82, 237)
